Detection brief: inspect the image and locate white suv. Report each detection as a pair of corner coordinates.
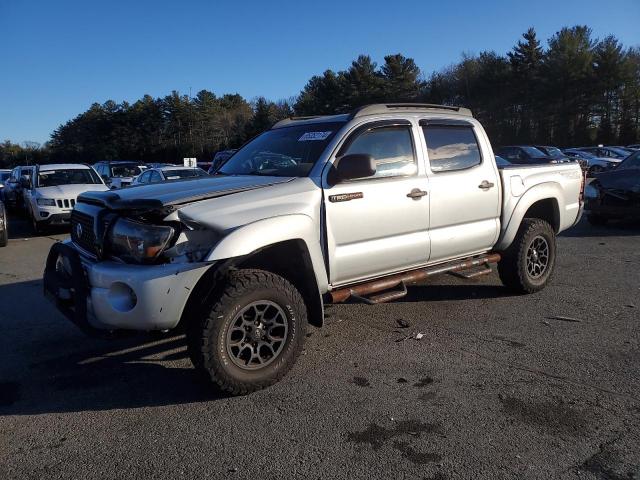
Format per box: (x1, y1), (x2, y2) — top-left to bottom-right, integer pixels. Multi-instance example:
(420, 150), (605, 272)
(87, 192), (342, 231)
(23, 164), (109, 233)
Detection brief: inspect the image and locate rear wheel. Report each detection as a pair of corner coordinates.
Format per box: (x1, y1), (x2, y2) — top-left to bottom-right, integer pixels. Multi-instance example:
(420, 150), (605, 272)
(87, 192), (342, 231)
(31, 210), (43, 235)
(498, 219), (556, 294)
(187, 269), (307, 395)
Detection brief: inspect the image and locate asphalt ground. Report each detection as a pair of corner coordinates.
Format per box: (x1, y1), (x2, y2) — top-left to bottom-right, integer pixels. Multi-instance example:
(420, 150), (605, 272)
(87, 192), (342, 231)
(0, 214), (639, 479)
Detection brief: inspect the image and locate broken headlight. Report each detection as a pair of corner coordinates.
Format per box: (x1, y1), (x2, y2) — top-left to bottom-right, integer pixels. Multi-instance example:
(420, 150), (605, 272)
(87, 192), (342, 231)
(106, 218), (175, 264)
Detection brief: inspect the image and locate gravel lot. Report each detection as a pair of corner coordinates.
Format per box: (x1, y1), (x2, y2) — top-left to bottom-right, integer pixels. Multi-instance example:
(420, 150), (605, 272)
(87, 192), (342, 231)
(1, 216), (639, 480)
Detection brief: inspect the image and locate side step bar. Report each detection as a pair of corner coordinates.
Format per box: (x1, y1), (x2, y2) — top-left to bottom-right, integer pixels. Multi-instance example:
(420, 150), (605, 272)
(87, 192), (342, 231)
(329, 253), (501, 304)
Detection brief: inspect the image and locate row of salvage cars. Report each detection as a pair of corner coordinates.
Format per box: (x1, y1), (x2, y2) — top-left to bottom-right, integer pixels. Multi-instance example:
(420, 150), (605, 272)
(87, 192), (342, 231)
(495, 145), (640, 226)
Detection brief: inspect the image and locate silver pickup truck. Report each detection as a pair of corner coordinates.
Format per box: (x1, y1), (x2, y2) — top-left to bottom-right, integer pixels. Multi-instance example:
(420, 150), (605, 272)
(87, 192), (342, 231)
(44, 104), (584, 394)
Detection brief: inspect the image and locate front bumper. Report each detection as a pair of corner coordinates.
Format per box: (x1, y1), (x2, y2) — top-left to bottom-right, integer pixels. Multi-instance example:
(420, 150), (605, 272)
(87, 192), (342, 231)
(44, 241), (212, 333)
(37, 211), (72, 226)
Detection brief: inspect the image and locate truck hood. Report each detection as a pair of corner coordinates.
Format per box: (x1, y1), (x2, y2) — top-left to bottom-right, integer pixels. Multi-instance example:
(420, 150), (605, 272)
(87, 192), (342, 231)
(77, 175), (294, 210)
(37, 184), (109, 198)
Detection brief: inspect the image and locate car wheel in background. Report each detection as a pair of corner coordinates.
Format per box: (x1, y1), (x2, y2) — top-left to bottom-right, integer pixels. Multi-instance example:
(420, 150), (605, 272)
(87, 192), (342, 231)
(30, 210), (43, 235)
(187, 269), (307, 395)
(588, 165), (604, 176)
(498, 218), (557, 294)
(587, 214), (608, 226)
(0, 202), (8, 247)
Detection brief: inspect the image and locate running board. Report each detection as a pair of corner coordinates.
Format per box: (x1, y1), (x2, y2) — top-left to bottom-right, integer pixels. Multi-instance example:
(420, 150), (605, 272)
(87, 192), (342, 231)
(449, 266), (492, 279)
(330, 253), (501, 304)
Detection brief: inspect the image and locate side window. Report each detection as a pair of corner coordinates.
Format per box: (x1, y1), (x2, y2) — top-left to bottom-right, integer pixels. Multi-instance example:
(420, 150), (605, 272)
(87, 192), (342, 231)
(138, 171), (149, 183)
(342, 126), (417, 178)
(423, 125), (482, 172)
(150, 171), (162, 183)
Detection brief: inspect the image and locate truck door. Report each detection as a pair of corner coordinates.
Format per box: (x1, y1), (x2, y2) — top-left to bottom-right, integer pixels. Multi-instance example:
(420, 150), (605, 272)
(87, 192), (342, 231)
(323, 120), (430, 286)
(420, 119), (500, 263)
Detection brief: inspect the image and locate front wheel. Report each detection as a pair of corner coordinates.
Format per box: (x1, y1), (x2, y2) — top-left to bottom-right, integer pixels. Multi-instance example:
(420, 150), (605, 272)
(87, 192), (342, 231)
(498, 219), (557, 294)
(187, 269), (307, 395)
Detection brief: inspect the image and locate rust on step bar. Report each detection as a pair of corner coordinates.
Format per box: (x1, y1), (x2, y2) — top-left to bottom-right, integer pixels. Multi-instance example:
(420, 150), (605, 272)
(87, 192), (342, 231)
(329, 253), (501, 303)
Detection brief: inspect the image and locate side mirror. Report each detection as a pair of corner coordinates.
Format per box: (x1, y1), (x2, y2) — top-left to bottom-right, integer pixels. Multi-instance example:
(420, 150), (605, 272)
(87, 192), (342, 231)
(19, 176), (31, 189)
(332, 154), (376, 183)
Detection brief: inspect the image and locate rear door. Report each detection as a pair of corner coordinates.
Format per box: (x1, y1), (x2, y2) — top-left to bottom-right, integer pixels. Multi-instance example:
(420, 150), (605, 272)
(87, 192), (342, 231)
(323, 120), (430, 285)
(420, 119), (500, 263)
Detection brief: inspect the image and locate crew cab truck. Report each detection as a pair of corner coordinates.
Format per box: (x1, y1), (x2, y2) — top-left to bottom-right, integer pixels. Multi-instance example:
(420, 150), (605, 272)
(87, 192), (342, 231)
(44, 104), (584, 395)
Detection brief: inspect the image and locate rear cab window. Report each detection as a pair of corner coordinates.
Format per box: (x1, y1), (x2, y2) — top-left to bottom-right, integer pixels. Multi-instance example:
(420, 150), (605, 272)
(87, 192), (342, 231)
(421, 121), (482, 172)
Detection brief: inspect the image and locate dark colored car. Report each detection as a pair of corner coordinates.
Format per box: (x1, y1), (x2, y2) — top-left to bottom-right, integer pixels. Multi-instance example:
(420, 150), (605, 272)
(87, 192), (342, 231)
(494, 155), (511, 168)
(2, 166), (34, 210)
(534, 145), (571, 162)
(585, 150), (640, 225)
(494, 146), (557, 165)
(0, 199), (7, 247)
(576, 146), (631, 160)
(208, 149), (237, 174)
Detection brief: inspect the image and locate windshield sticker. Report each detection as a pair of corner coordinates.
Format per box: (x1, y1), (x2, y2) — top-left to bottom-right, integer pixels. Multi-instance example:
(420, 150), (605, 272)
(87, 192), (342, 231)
(298, 131), (332, 141)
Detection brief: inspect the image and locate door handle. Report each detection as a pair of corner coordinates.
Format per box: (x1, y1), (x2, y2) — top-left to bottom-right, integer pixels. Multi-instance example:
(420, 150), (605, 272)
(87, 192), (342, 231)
(478, 180), (495, 190)
(407, 188), (428, 199)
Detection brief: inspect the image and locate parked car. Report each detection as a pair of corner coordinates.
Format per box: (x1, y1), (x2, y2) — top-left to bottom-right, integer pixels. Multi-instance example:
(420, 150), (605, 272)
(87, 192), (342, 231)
(0, 169), (11, 199)
(576, 146), (631, 160)
(93, 161), (147, 189)
(44, 103), (584, 395)
(0, 200), (7, 247)
(208, 149), (237, 174)
(145, 163), (177, 169)
(2, 166), (34, 210)
(132, 166), (208, 185)
(22, 164), (109, 233)
(626, 144), (640, 150)
(585, 150), (640, 225)
(494, 146), (559, 165)
(562, 148), (621, 176)
(533, 145), (571, 162)
(494, 155), (511, 167)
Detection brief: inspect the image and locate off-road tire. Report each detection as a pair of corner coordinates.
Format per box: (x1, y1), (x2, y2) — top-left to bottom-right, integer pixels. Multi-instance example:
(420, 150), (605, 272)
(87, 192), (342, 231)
(187, 269), (307, 395)
(498, 219), (556, 294)
(587, 214), (608, 226)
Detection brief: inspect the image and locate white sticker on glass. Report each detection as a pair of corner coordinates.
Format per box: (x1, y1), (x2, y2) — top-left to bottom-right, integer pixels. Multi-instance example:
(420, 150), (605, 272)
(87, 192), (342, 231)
(298, 131), (332, 141)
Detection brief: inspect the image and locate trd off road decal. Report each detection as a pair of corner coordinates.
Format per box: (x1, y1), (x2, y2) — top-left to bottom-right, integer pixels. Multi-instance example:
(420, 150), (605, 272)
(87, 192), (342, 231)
(329, 192), (364, 203)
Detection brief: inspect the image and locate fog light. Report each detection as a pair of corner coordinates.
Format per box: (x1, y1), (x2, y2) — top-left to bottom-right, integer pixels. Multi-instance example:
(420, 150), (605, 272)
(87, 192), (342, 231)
(40, 211), (49, 218)
(107, 282), (137, 312)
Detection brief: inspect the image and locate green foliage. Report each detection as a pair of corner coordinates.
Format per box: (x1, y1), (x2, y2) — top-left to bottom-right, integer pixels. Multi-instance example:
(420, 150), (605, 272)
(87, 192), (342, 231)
(2, 25), (639, 168)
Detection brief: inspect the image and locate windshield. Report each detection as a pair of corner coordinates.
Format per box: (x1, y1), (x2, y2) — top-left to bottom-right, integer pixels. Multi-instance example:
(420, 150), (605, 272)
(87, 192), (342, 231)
(522, 146), (546, 157)
(38, 169), (102, 187)
(111, 165), (143, 177)
(163, 168), (207, 180)
(607, 147), (631, 158)
(617, 151), (640, 170)
(569, 150), (595, 159)
(218, 122), (344, 177)
(545, 147), (563, 156)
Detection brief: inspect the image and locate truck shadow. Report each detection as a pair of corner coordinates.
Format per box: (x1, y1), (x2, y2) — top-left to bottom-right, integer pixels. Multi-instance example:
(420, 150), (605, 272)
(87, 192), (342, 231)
(0, 332), (229, 416)
(398, 283), (512, 303)
(0, 281), (228, 416)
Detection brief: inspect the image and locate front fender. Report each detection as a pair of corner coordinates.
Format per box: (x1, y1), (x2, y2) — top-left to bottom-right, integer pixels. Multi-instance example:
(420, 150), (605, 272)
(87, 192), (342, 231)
(496, 182), (564, 251)
(205, 214), (329, 292)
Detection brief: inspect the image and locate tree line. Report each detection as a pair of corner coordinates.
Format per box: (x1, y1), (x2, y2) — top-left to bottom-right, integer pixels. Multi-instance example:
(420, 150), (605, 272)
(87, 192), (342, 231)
(1, 25), (638, 168)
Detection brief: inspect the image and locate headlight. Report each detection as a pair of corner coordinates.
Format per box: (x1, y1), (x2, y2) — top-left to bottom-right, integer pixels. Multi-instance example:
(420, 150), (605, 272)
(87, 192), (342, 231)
(584, 184), (599, 199)
(107, 218), (175, 264)
(37, 198), (56, 206)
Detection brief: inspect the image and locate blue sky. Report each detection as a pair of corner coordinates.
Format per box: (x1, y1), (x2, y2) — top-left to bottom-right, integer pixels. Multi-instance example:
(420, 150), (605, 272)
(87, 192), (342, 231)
(1, 0), (638, 144)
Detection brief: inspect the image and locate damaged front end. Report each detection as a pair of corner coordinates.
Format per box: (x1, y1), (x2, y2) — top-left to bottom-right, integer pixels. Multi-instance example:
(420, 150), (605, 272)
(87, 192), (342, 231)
(586, 176), (640, 222)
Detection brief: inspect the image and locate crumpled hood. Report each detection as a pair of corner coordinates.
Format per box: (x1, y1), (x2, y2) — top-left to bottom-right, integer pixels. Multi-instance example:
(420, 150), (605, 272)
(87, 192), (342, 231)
(78, 175), (294, 210)
(37, 184), (109, 198)
(178, 177), (321, 232)
(595, 169), (640, 192)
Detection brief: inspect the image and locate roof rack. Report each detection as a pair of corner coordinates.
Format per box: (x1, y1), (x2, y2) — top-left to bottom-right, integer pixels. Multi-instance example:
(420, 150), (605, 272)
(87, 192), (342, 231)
(272, 115), (332, 128)
(350, 103), (472, 118)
